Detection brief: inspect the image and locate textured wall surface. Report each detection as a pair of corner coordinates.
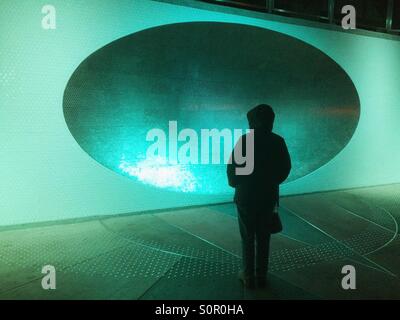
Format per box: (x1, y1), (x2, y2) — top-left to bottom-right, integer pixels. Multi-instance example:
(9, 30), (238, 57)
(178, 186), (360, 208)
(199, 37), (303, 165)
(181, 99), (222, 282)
(1, 0), (399, 225)
(63, 22), (359, 194)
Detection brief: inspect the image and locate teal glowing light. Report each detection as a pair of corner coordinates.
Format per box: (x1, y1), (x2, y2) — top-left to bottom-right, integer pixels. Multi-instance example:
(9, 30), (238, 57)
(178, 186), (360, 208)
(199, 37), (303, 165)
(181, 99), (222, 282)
(2, 0), (400, 226)
(119, 156), (197, 193)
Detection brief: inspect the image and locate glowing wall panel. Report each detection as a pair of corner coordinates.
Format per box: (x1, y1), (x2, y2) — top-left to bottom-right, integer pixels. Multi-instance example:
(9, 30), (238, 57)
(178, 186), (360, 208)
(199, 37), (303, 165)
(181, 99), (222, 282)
(0, 0), (399, 225)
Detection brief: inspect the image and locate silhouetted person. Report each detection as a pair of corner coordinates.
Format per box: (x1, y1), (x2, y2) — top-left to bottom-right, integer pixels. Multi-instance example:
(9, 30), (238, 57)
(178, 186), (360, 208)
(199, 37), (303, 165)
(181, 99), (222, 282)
(227, 104), (291, 289)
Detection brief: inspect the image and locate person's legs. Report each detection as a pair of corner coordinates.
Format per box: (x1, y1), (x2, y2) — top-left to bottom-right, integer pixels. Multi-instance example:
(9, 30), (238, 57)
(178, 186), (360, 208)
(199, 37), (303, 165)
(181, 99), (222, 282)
(238, 214), (255, 276)
(237, 205), (256, 288)
(255, 210), (272, 287)
(255, 231), (271, 286)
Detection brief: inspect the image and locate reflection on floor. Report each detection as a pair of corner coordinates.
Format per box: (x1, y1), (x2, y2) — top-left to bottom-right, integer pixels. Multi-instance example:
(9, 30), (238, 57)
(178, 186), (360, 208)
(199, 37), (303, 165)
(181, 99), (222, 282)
(1, 184), (400, 300)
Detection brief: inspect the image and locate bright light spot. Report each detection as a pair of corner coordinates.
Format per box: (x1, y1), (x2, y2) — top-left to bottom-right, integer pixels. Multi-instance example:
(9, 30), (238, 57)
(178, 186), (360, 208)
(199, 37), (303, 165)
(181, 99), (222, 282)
(119, 156), (198, 192)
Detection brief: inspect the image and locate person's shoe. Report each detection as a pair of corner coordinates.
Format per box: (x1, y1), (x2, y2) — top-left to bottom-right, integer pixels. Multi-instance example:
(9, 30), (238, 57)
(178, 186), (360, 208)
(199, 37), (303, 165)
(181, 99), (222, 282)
(238, 271), (255, 289)
(256, 276), (267, 288)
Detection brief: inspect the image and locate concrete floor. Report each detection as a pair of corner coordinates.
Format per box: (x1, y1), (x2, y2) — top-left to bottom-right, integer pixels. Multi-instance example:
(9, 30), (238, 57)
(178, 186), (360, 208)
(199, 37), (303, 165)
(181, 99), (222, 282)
(1, 184), (400, 300)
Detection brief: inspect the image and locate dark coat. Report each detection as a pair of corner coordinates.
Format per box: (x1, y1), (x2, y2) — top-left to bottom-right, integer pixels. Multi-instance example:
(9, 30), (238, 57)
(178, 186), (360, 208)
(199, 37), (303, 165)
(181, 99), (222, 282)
(227, 130), (291, 211)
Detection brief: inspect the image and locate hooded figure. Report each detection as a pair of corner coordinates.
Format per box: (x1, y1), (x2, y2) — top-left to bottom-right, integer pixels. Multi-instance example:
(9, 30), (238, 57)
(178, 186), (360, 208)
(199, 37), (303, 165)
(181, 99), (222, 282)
(227, 104), (291, 289)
